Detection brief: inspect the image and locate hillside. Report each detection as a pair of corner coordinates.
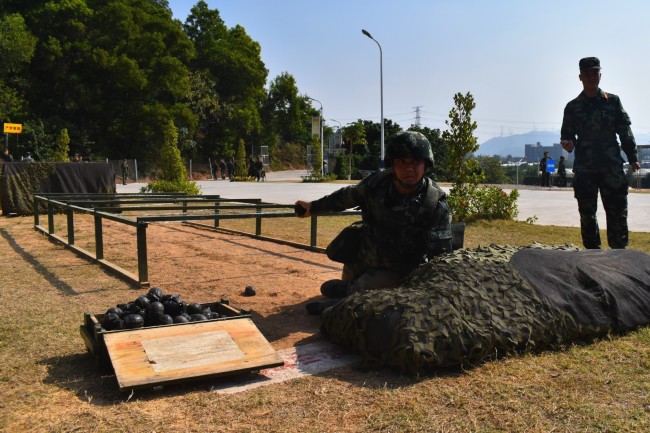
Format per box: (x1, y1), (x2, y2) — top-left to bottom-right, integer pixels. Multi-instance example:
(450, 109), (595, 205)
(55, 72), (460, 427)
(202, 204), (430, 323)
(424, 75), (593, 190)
(478, 130), (650, 157)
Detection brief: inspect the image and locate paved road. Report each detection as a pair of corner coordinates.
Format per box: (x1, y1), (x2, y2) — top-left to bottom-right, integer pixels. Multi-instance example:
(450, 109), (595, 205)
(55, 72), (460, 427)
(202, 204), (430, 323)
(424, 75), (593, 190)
(117, 170), (650, 232)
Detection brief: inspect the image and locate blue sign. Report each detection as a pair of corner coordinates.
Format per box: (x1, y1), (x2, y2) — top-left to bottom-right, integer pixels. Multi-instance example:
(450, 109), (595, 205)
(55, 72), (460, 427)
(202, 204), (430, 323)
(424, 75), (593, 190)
(546, 159), (555, 173)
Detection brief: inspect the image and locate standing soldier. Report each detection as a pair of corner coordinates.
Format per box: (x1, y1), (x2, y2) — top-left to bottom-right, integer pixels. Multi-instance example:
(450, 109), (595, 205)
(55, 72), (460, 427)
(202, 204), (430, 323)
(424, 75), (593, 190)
(219, 159), (227, 180)
(539, 152), (551, 187)
(560, 57), (640, 249)
(121, 159), (129, 185)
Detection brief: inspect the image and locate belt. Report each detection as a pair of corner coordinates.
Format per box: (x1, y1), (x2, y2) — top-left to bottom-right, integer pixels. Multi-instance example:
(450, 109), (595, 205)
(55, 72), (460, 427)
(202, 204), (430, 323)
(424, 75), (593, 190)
(579, 131), (616, 141)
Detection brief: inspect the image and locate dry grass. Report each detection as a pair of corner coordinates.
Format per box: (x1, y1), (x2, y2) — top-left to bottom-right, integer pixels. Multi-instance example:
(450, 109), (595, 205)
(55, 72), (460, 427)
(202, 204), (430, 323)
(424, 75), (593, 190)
(1, 213), (650, 433)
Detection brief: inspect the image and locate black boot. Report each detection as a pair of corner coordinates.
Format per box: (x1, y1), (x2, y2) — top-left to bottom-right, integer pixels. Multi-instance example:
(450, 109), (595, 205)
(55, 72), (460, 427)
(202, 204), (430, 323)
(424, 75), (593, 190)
(320, 280), (350, 298)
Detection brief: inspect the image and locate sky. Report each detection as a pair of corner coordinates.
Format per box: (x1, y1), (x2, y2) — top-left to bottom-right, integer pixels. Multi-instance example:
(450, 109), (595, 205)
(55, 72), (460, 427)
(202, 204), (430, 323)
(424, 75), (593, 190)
(167, 0), (650, 145)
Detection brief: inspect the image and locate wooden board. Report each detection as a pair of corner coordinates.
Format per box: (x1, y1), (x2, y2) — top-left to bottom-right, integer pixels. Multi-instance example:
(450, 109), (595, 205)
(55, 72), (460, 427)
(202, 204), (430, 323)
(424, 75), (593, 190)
(103, 317), (284, 390)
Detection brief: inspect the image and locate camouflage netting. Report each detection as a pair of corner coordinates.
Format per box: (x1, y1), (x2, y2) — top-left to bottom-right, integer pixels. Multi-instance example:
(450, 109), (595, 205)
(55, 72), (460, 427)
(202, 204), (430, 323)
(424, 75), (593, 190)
(320, 243), (650, 374)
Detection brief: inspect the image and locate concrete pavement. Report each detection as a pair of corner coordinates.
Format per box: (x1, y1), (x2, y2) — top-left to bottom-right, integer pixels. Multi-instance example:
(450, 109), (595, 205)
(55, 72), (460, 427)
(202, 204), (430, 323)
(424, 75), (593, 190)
(117, 170), (650, 232)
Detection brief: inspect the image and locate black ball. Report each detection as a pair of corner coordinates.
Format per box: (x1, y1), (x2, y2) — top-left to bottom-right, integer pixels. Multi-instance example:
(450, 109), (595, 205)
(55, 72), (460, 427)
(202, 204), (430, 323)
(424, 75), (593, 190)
(101, 313), (123, 331)
(147, 287), (164, 302)
(174, 315), (189, 324)
(189, 314), (208, 322)
(244, 285), (256, 296)
(161, 294), (181, 303)
(163, 300), (182, 316)
(146, 312), (164, 326)
(106, 307), (123, 316)
(158, 314), (173, 325)
(123, 314), (144, 329)
(209, 312), (221, 319)
(134, 295), (150, 310)
(201, 307), (212, 316)
(186, 303), (202, 315)
(147, 301), (164, 315)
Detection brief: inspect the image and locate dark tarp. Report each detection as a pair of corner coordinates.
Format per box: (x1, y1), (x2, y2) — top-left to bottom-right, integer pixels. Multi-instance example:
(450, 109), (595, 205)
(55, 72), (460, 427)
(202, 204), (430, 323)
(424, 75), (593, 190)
(320, 244), (650, 374)
(0, 162), (116, 216)
(510, 248), (650, 333)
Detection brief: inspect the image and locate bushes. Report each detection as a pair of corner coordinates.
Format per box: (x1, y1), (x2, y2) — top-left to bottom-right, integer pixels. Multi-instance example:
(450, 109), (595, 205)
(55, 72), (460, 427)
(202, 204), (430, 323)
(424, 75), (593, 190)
(142, 179), (200, 195)
(448, 185), (519, 223)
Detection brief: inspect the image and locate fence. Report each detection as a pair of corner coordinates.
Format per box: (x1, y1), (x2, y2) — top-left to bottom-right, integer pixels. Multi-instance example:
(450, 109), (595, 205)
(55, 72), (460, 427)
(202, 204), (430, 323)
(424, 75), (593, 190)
(32, 192), (360, 288)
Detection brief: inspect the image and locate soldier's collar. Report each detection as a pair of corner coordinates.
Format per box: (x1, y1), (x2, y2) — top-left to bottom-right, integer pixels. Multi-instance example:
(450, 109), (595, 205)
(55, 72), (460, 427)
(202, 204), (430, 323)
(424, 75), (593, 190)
(578, 89), (608, 101)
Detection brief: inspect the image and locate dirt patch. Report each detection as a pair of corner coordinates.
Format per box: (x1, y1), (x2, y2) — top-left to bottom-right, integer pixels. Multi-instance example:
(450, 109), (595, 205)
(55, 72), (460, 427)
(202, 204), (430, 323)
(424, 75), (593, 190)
(139, 222), (343, 349)
(31, 214), (343, 349)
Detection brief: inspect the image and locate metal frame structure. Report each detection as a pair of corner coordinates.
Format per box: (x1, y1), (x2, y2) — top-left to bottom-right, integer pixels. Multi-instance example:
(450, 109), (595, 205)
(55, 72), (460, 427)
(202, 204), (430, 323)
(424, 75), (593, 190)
(32, 193), (359, 288)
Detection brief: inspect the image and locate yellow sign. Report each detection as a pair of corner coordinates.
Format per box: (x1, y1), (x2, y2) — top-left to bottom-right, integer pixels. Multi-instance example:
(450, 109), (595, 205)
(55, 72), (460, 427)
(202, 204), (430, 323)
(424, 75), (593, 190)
(4, 123), (22, 134)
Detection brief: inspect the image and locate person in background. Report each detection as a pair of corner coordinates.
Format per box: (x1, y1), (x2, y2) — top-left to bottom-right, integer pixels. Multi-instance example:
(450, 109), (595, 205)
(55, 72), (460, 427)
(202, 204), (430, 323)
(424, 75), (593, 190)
(539, 151), (551, 187)
(295, 131), (453, 314)
(219, 159), (227, 180)
(254, 156), (264, 182)
(22, 152), (34, 162)
(1, 148), (13, 162)
(560, 56), (640, 249)
(226, 159), (235, 180)
(121, 159), (129, 185)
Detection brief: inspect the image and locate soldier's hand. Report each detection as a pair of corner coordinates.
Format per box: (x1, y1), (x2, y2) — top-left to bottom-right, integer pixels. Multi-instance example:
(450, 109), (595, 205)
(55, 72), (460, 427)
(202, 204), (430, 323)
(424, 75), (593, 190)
(295, 200), (311, 218)
(631, 162), (641, 172)
(560, 140), (574, 152)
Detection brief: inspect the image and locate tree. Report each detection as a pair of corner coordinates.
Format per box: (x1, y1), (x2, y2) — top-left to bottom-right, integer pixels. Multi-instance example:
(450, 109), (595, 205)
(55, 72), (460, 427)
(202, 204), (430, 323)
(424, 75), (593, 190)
(143, 120), (199, 194)
(235, 138), (247, 178)
(476, 155), (509, 184)
(442, 92), (518, 222)
(261, 73), (310, 146)
(184, 1), (267, 156)
(0, 13), (37, 121)
(340, 121), (367, 179)
(442, 92), (484, 191)
(360, 119), (402, 170)
(9, 0), (196, 166)
(51, 128), (70, 162)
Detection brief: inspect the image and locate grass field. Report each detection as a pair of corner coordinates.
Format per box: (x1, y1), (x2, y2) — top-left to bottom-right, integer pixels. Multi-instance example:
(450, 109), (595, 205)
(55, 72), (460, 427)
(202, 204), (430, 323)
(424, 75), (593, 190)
(1, 214), (649, 433)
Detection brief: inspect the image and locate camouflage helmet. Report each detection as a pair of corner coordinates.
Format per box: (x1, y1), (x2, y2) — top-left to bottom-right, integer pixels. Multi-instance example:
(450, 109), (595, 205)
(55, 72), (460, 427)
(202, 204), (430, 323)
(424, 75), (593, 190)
(385, 131), (434, 167)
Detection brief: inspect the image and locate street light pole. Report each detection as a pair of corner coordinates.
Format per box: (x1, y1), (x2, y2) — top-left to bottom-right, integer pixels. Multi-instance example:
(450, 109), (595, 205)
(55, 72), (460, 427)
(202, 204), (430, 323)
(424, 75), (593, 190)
(307, 97), (324, 175)
(362, 29), (384, 169)
(515, 158), (524, 185)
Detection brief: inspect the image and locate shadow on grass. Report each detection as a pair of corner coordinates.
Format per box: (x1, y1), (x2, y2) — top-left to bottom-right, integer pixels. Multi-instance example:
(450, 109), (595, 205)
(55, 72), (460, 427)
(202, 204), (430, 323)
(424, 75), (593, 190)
(0, 227), (78, 296)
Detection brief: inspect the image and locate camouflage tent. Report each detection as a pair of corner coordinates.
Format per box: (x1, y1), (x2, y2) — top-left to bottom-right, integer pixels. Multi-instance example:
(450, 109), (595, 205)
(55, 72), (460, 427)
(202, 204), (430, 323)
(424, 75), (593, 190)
(320, 244), (650, 374)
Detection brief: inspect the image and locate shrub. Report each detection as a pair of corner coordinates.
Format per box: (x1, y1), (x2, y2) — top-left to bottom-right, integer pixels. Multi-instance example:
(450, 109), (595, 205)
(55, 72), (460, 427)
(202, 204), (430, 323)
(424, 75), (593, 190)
(141, 180), (200, 195)
(143, 120), (199, 194)
(448, 185), (519, 223)
(301, 172), (337, 183)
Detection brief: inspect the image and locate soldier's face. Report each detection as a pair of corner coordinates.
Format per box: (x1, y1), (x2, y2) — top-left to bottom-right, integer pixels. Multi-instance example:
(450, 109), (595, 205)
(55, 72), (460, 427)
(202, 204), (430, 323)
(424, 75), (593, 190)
(392, 157), (426, 192)
(579, 69), (601, 92)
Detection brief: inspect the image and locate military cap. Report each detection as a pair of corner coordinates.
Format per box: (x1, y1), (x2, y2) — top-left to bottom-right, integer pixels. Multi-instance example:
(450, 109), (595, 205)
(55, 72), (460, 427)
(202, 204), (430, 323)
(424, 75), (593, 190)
(579, 57), (601, 71)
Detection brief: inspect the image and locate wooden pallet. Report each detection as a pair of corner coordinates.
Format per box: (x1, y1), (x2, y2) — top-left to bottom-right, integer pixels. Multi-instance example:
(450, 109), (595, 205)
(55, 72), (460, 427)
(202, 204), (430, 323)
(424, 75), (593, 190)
(80, 302), (283, 391)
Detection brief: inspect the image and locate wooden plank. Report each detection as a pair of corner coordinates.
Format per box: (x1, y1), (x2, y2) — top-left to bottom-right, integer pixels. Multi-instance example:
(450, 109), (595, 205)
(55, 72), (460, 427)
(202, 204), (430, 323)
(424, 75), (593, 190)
(104, 318), (283, 391)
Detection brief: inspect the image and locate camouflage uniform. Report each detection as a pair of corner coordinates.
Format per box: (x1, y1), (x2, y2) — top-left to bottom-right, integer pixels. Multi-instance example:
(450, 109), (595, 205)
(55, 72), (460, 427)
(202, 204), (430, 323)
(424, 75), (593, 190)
(310, 169), (452, 293)
(561, 89), (638, 249)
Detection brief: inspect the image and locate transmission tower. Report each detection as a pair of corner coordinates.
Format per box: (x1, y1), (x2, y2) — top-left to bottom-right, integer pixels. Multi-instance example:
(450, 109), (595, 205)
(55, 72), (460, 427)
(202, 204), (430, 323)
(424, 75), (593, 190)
(413, 105), (423, 127)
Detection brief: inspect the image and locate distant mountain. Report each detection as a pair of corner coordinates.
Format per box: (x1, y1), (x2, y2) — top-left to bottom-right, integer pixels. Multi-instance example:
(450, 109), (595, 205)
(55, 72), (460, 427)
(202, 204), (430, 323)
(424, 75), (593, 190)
(478, 130), (650, 157)
(477, 131), (559, 157)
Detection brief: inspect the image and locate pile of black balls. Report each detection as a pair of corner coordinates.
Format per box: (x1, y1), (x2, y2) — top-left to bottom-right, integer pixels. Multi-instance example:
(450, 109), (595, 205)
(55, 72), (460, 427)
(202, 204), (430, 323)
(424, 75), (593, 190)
(100, 287), (222, 331)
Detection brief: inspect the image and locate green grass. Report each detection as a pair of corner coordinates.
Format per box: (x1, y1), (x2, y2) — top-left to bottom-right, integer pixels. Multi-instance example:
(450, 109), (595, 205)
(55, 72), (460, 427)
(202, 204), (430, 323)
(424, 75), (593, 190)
(1, 215), (649, 433)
